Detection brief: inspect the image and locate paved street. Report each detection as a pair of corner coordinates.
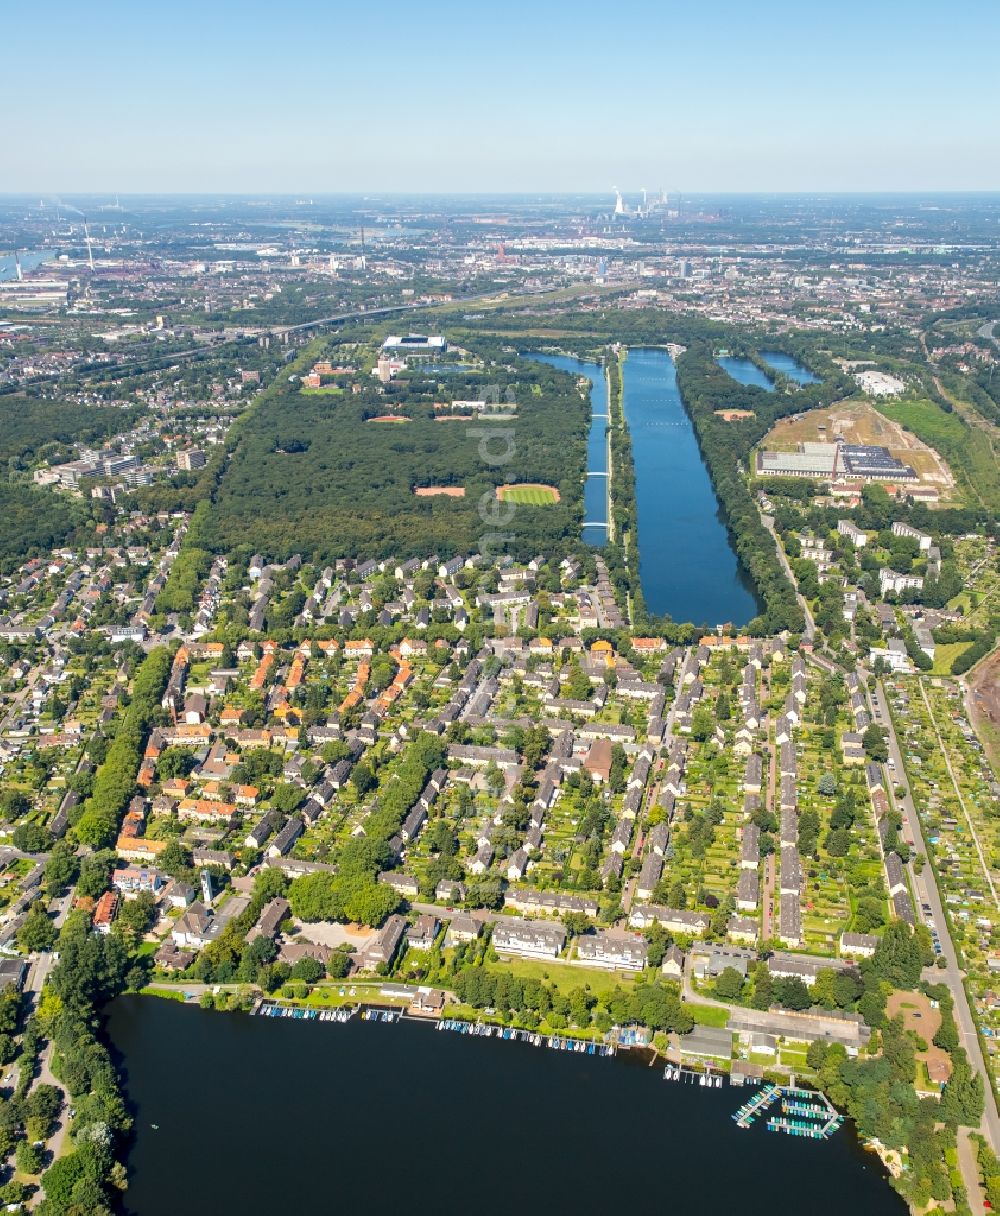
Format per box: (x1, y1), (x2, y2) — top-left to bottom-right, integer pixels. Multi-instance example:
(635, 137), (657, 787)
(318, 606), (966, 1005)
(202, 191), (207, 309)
(761, 852), (776, 940)
(32, 1043), (71, 1204)
(960, 1126), (987, 1216)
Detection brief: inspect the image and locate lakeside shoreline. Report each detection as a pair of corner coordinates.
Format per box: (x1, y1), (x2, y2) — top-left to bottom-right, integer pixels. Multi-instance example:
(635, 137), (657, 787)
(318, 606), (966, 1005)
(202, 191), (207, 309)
(109, 992), (909, 1211)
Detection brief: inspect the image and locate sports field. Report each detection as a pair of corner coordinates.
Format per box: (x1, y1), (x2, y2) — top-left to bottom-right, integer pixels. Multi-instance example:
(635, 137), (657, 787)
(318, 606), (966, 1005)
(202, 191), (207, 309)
(496, 483), (561, 504)
(413, 486), (466, 498)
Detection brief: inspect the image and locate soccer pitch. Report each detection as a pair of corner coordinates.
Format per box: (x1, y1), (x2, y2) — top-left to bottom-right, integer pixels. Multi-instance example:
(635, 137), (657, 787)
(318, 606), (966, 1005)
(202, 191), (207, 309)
(497, 483), (560, 505)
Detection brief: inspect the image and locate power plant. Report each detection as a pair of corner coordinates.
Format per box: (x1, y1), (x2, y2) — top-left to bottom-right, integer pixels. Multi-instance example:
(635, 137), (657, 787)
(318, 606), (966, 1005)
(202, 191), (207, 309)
(611, 187), (675, 220)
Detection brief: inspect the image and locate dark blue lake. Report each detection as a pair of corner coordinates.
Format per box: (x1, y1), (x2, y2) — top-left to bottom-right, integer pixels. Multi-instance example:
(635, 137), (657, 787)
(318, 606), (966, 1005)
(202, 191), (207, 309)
(106, 997), (905, 1216)
(717, 355), (775, 391)
(623, 349), (760, 626)
(760, 351), (820, 384)
(523, 352), (608, 546)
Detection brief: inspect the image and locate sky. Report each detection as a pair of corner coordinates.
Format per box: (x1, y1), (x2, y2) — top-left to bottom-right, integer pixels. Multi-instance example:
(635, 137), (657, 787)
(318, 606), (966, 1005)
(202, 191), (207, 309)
(5, 0), (1000, 194)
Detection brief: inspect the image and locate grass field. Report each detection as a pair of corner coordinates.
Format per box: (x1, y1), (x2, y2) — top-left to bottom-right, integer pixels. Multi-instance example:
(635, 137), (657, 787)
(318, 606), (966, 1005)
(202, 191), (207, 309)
(875, 396), (1000, 511)
(931, 641), (974, 676)
(141, 986), (189, 1002)
(485, 957), (632, 996)
(690, 1003), (731, 1028)
(497, 483), (560, 505)
(876, 397), (967, 448)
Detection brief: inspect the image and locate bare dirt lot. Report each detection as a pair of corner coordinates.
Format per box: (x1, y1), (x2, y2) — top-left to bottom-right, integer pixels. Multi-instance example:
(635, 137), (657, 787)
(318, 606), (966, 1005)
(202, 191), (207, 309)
(764, 400), (955, 491)
(967, 647), (1000, 769)
(297, 921), (374, 950)
(715, 409), (756, 421)
(413, 486), (466, 498)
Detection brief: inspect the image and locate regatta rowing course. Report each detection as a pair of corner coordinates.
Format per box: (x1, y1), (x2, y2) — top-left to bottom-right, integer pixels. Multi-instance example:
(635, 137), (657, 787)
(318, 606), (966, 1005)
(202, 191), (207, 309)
(523, 348), (761, 624)
(521, 351), (611, 547)
(622, 348), (760, 625)
(107, 996), (905, 1216)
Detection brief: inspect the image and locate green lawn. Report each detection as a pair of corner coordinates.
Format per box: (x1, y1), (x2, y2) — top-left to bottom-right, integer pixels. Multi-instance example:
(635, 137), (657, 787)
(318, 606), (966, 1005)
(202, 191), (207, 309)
(141, 986), (189, 1003)
(874, 396), (1000, 511)
(498, 485), (559, 505)
(779, 1047), (809, 1068)
(486, 957), (635, 996)
(932, 642), (973, 676)
(690, 1003), (731, 1028)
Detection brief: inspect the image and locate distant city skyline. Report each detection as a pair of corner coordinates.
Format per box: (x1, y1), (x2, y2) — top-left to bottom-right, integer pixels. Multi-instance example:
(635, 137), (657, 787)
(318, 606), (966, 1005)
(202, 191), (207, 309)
(8, 0), (1000, 194)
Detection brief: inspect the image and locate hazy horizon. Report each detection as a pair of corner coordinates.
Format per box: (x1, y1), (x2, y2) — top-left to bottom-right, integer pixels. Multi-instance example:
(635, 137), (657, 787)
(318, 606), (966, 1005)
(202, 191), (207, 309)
(8, 0), (1000, 195)
(5, 191), (1000, 200)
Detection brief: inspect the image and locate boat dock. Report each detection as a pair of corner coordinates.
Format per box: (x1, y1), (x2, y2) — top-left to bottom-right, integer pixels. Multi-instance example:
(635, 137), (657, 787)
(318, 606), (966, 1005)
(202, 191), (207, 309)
(782, 1099), (828, 1117)
(767, 1115), (843, 1139)
(254, 1002), (358, 1023)
(732, 1083), (780, 1127)
(663, 1064), (723, 1087)
(253, 1002), (401, 1023)
(438, 1019), (615, 1057)
(251, 1004), (614, 1057)
(731, 1081), (842, 1139)
(248, 1001), (841, 1134)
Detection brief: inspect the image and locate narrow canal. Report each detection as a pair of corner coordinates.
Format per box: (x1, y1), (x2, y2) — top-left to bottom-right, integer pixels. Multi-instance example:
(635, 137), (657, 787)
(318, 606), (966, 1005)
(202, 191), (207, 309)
(522, 351), (609, 547)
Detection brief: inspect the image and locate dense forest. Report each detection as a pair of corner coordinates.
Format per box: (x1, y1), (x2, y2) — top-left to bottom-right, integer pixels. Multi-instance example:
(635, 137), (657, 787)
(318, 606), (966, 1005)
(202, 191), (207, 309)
(0, 396), (136, 568)
(0, 396), (141, 471)
(204, 340), (591, 563)
(0, 483), (86, 571)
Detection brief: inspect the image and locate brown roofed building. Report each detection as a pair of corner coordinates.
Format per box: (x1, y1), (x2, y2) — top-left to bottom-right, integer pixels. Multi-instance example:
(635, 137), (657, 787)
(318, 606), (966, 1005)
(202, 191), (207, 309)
(583, 738), (613, 784)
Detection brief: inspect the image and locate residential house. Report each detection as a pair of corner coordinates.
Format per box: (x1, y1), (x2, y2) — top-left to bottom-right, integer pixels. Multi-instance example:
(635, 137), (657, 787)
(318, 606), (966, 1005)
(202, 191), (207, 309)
(574, 930), (648, 972)
(407, 914), (439, 950)
(358, 915), (406, 971)
(493, 918), (566, 960)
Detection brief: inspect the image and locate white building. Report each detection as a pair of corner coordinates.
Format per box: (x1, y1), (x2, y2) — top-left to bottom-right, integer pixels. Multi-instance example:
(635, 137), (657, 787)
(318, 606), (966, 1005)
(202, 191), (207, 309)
(381, 334), (446, 357)
(856, 369), (905, 397)
(870, 638), (912, 673)
(880, 568), (924, 598)
(493, 918), (566, 960)
(837, 520), (868, 548)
